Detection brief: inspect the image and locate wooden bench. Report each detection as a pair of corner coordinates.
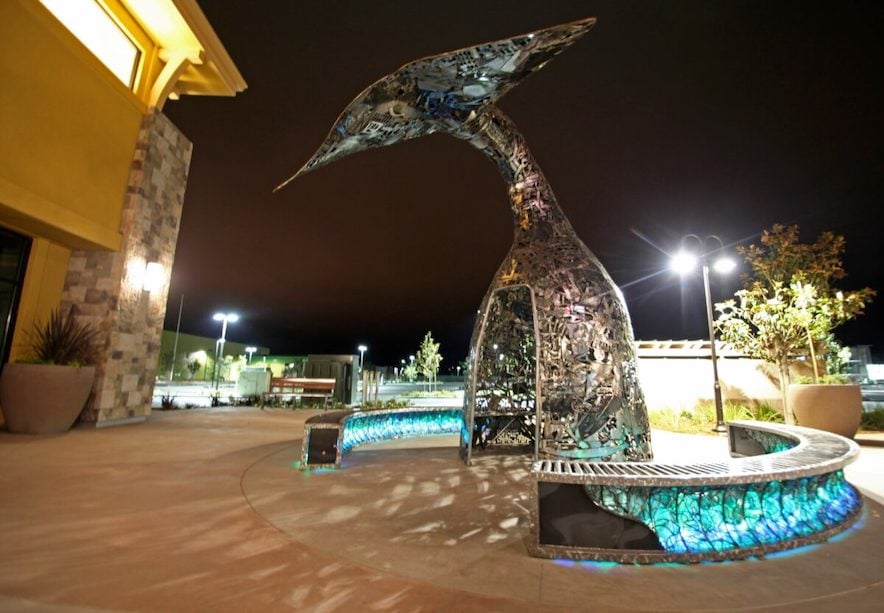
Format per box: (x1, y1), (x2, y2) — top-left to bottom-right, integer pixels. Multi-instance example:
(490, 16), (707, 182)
(260, 377), (336, 408)
(529, 421), (862, 563)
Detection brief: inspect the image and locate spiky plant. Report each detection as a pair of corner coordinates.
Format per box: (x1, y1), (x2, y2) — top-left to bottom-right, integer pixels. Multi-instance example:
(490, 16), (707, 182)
(30, 309), (100, 366)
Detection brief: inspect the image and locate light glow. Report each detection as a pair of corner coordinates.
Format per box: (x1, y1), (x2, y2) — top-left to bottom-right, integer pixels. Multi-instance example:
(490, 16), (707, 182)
(670, 250), (697, 274)
(41, 0), (140, 88)
(713, 256), (737, 274)
(143, 262), (164, 292)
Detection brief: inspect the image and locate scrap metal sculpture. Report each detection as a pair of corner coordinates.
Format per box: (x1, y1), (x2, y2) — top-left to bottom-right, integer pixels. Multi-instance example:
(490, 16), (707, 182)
(278, 17), (652, 464)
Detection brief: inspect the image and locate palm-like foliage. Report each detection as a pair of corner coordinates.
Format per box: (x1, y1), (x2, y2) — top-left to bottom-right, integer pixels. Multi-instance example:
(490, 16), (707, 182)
(30, 309), (100, 366)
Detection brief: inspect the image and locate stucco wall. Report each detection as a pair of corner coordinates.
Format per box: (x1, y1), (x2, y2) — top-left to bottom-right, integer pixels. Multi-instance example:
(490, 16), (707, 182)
(636, 356), (788, 412)
(0, 0), (144, 252)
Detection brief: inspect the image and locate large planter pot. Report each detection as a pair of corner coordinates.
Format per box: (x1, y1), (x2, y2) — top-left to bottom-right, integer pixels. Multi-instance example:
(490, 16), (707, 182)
(0, 363), (96, 434)
(787, 383), (862, 438)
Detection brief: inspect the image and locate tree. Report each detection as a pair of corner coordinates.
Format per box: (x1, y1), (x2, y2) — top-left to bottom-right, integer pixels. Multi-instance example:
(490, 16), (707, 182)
(401, 362), (418, 383)
(157, 350), (175, 380)
(186, 359), (201, 381)
(415, 331), (443, 392)
(715, 224), (874, 424)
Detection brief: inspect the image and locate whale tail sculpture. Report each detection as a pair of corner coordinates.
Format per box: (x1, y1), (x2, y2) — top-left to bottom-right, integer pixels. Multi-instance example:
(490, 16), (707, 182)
(278, 17), (653, 463)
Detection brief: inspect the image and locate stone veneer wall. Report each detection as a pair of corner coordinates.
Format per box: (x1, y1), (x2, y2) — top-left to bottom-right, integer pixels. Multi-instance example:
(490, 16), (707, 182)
(62, 111), (192, 426)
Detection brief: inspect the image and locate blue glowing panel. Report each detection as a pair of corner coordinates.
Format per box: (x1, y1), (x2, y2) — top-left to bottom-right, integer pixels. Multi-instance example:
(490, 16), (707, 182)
(340, 409), (463, 453)
(586, 470), (861, 555)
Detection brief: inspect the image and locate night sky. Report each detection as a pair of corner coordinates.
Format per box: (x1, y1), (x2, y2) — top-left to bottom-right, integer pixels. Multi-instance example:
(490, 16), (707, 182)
(162, 1), (883, 367)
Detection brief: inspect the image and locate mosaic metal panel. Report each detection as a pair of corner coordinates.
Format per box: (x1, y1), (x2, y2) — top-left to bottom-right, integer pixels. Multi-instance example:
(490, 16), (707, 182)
(300, 407), (463, 469)
(528, 421), (864, 563)
(473, 286), (537, 416)
(280, 17), (651, 465)
(585, 471), (861, 557)
(340, 408), (463, 453)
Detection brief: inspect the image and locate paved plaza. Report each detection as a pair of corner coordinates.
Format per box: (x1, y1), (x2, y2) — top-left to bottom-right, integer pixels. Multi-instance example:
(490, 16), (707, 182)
(1, 407), (882, 612)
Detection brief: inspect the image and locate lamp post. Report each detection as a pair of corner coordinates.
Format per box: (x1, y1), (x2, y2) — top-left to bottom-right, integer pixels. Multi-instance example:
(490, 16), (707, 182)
(245, 346), (257, 364)
(212, 312), (239, 390)
(671, 235), (735, 433)
(357, 344), (368, 372)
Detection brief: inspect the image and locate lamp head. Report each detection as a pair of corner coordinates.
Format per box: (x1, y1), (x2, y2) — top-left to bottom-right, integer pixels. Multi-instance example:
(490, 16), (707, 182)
(713, 256), (736, 274)
(670, 251), (698, 275)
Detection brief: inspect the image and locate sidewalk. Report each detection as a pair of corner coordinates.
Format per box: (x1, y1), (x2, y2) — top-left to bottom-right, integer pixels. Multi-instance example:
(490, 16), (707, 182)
(855, 430), (884, 448)
(1, 407), (882, 612)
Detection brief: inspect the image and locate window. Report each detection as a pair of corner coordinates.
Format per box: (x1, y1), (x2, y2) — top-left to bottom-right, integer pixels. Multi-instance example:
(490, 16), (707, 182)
(40, 0), (141, 89)
(0, 228), (31, 366)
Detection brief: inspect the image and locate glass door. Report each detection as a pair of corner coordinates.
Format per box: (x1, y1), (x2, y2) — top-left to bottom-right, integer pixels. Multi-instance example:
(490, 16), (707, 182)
(0, 227), (31, 367)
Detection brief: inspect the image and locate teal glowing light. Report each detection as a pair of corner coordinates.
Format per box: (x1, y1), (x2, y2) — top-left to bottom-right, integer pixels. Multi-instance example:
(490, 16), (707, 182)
(340, 409), (463, 452)
(586, 470), (861, 555)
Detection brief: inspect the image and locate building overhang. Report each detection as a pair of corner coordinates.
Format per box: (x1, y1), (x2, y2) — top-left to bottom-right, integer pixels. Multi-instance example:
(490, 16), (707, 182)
(121, 0), (246, 108)
(40, 0), (246, 110)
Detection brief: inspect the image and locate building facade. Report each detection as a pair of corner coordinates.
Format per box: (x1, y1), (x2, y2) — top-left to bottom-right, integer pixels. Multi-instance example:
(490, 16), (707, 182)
(0, 0), (245, 426)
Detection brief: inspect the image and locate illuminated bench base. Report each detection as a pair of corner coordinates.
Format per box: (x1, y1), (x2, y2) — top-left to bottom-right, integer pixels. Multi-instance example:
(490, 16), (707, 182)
(529, 422), (863, 563)
(300, 407), (462, 469)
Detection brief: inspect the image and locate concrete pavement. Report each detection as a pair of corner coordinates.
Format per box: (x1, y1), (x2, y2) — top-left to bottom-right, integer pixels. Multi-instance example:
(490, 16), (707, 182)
(1, 407), (882, 612)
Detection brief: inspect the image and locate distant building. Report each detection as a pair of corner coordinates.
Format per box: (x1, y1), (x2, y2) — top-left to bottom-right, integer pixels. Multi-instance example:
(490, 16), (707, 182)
(157, 331), (273, 383)
(1, 1), (245, 426)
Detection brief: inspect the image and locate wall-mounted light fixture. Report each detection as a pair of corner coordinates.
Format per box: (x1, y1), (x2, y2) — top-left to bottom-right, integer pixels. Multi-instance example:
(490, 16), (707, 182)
(143, 261), (164, 293)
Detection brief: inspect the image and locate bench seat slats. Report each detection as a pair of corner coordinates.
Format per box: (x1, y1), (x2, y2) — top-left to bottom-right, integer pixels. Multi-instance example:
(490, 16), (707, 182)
(532, 422), (859, 486)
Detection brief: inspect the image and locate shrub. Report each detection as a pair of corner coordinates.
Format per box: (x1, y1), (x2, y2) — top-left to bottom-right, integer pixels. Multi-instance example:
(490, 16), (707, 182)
(860, 409), (884, 431)
(649, 401), (783, 434)
(29, 309), (100, 366)
(361, 399), (408, 410)
(794, 373), (853, 385)
(400, 390), (458, 398)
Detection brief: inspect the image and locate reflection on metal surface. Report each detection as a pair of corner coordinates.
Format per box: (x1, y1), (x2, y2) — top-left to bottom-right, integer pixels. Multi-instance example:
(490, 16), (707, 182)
(586, 471), (861, 557)
(282, 17), (651, 464)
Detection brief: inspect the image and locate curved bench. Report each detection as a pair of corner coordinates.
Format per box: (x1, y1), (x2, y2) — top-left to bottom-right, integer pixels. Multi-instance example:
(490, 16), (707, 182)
(529, 421), (863, 563)
(300, 407), (462, 469)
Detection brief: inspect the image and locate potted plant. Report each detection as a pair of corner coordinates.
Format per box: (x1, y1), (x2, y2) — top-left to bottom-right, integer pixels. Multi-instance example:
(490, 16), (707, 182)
(787, 372), (862, 438)
(0, 309), (100, 434)
(715, 224), (874, 435)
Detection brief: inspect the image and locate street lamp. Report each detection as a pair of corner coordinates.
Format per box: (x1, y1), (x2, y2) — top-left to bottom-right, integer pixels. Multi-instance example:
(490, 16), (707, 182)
(245, 346), (257, 364)
(671, 235), (735, 433)
(357, 344), (368, 372)
(212, 312), (239, 390)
